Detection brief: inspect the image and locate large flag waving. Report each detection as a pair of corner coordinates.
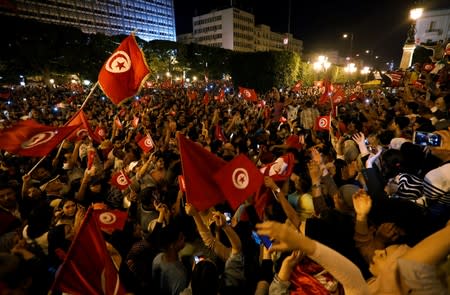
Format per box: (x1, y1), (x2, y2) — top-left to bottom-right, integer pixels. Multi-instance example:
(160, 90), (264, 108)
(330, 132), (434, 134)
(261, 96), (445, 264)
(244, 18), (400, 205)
(213, 154), (264, 210)
(67, 110), (102, 143)
(98, 34), (150, 105)
(177, 134), (227, 211)
(52, 208), (126, 295)
(239, 87), (258, 102)
(0, 119), (79, 157)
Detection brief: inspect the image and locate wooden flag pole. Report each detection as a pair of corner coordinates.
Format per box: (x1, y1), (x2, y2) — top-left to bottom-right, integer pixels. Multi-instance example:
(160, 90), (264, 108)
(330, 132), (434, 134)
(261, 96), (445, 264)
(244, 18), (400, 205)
(79, 81), (99, 111)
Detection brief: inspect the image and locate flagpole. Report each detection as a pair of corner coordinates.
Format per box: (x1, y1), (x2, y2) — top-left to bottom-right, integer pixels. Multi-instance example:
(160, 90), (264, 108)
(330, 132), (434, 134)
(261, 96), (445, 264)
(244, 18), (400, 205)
(26, 156), (47, 175)
(79, 81), (99, 111)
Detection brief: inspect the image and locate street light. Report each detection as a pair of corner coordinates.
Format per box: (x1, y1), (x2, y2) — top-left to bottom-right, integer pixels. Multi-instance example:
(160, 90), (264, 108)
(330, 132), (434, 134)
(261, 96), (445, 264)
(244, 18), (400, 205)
(344, 63), (357, 74)
(313, 55), (331, 72)
(342, 33), (354, 59)
(406, 7), (423, 44)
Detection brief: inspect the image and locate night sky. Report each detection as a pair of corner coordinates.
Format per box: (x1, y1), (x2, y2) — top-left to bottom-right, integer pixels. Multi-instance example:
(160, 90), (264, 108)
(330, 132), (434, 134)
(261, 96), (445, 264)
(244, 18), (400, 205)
(173, 0), (449, 66)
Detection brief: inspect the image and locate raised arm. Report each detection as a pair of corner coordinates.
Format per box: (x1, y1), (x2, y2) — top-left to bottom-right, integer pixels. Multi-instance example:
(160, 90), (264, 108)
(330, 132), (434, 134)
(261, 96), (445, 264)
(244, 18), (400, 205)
(185, 203), (231, 261)
(257, 221), (369, 295)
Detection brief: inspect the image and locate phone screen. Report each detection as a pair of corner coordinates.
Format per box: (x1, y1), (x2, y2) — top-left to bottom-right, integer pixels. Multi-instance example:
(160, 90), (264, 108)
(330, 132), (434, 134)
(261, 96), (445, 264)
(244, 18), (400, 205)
(194, 255), (205, 264)
(251, 230), (272, 249)
(224, 212), (232, 224)
(413, 131), (441, 147)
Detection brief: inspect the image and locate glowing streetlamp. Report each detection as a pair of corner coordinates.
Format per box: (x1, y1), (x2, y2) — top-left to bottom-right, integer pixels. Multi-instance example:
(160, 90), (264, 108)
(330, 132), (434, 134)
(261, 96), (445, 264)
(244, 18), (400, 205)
(192, 76), (197, 82)
(406, 7), (423, 44)
(342, 32), (354, 59)
(49, 79), (55, 84)
(313, 56), (331, 72)
(344, 63), (357, 74)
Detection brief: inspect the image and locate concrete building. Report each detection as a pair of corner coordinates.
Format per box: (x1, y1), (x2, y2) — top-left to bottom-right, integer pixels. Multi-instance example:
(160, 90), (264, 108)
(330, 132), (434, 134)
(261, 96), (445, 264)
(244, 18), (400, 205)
(415, 8), (450, 45)
(179, 7), (302, 55)
(0, 0), (176, 42)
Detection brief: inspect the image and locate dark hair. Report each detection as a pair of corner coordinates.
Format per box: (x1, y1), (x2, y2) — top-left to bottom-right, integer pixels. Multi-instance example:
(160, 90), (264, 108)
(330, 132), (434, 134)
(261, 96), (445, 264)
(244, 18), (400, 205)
(394, 116), (410, 130)
(406, 102), (419, 113)
(381, 149), (405, 179)
(191, 260), (219, 295)
(377, 130), (395, 146)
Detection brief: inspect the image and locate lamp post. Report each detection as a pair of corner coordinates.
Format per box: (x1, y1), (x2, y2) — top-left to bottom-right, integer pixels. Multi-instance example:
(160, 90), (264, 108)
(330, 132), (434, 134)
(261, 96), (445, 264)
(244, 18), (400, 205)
(400, 7), (423, 69)
(342, 33), (354, 60)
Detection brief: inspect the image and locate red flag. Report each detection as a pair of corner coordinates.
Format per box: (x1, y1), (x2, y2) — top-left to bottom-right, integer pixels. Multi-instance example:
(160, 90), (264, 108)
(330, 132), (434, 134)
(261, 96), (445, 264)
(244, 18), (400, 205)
(218, 88), (225, 103)
(92, 209), (127, 234)
(114, 117), (123, 129)
(331, 86), (345, 105)
(0, 88), (11, 100)
(0, 119), (79, 157)
(254, 153), (295, 219)
(318, 80), (332, 105)
(110, 170), (132, 191)
(259, 153), (295, 182)
(315, 115), (331, 132)
(94, 126), (107, 140)
(132, 115), (139, 128)
(52, 208), (126, 295)
(178, 175), (186, 192)
(137, 134), (155, 153)
(98, 34), (150, 105)
(87, 150), (96, 170)
(213, 154), (264, 210)
(214, 124), (226, 142)
(292, 81), (302, 92)
(177, 134), (226, 211)
(67, 110), (102, 143)
(203, 92), (210, 105)
(239, 87), (257, 102)
(187, 90), (198, 101)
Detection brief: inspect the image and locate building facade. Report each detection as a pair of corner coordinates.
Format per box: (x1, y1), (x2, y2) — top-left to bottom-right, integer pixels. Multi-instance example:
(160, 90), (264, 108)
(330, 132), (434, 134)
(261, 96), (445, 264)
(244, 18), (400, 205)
(0, 0), (176, 42)
(415, 8), (450, 45)
(182, 7), (302, 55)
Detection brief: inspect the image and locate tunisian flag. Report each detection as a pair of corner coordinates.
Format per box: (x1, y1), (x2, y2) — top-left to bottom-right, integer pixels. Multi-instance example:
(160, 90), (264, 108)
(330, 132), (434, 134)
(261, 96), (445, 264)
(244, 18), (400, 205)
(98, 34), (150, 105)
(92, 208), (128, 234)
(0, 119), (79, 157)
(213, 154), (264, 210)
(110, 170), (132, 191)
(137, 134), (155, 153)
(314, 115), (331, 132)
(239, 87), (257, 102)
(66, 110), (102, 143)
(177, 133), (226, 211)
(52, 208), (126, 295)
(254, 153), (295, 219)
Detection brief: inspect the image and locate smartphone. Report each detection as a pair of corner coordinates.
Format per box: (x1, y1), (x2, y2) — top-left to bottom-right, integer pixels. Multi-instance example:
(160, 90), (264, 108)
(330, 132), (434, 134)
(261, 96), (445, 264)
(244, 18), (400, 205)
(194, 255), (205, 264)
(413, 131), (442, 147)
(251, 230), (272, 249)
(224, 212), (232, 225)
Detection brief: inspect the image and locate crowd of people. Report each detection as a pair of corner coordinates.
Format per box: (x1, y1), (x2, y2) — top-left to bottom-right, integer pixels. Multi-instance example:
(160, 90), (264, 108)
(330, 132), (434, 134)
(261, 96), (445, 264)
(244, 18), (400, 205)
(0, 57), (449, 295)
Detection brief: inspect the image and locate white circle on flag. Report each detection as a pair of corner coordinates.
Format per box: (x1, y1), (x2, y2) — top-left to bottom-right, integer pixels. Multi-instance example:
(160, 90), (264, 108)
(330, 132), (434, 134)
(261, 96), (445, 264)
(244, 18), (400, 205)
(21, 131), (56, 149)
(105, 51), (131, 73)
(144, 138), (153, 148)
(99, 212), (117, 225)
(318, 118), (328, 128)
(117, 174), (128, 186)
(98, 129), (105, 137)
(232, 168), (249, 189)
(243, 90), (251, 98)
(76, 129), (88, 137)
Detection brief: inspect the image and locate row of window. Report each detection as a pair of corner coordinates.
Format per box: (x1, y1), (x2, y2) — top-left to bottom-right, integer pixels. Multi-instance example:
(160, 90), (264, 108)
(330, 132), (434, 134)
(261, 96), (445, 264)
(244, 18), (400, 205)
(233, 12), (253, 24)
(194, 24), (221, 34)
(233, 41), (253, 49)
(233, 31), (253, 40)
(193, 15), (222, 26)
(197, 34), (222, 41)
(233, 23), (253, 32)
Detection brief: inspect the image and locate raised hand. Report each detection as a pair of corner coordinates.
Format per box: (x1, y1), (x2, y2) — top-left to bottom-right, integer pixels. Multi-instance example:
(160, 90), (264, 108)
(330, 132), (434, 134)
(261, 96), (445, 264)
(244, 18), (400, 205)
(352, 189), (372, 218)
(256, 221), (303, 253)
(184, 202), (198, 217)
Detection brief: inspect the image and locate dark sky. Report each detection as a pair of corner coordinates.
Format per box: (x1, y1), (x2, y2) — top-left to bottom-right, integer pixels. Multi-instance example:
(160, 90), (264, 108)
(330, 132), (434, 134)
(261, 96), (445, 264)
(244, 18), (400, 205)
(173, 0), (449, 66)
